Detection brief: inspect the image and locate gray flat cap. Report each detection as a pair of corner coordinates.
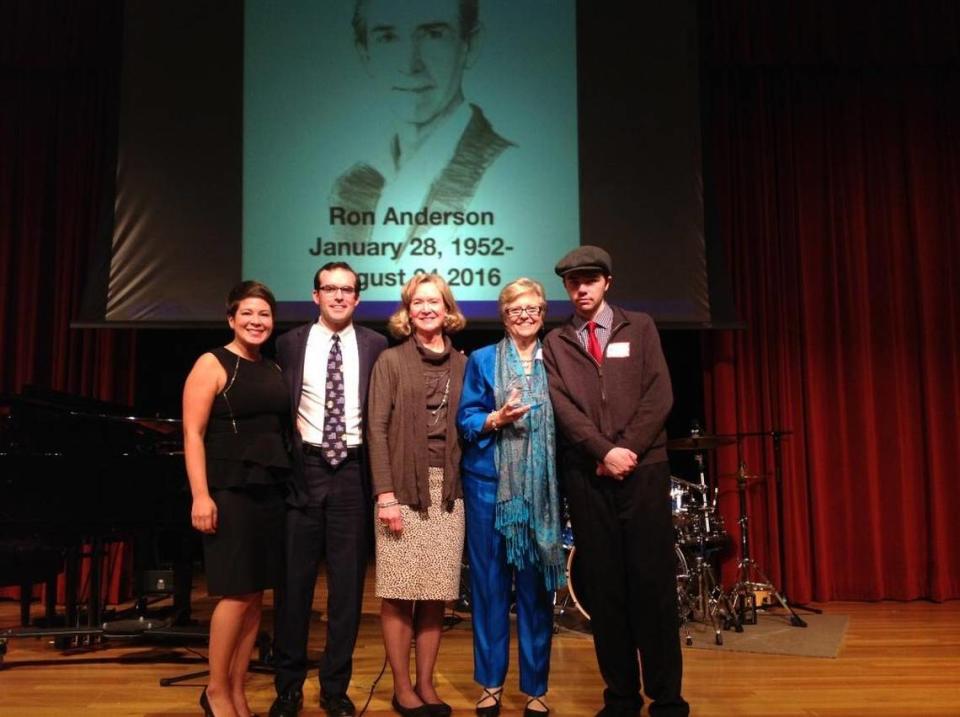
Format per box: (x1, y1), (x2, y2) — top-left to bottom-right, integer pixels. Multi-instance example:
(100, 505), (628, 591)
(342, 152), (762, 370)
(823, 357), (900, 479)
(554, 245), (613, 276)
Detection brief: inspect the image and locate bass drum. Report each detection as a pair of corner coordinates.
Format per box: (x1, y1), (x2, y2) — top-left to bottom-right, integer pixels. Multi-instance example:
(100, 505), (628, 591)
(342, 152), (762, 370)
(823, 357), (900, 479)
(565, 544), (689, 622)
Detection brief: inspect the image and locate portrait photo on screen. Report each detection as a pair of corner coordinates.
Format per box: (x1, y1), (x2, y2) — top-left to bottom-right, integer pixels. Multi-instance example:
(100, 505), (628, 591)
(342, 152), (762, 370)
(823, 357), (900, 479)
(243, 0), (581, 314)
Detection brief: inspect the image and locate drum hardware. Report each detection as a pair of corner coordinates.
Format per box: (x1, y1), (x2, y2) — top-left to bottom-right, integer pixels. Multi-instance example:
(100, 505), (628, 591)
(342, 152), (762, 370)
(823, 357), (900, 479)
(682, 499), (740, 644)
(673, 545), (694, 646)
(552, 516), (584, 631)
(726, 429), (821, 616)
(676, 427), (740, 644)
(725, 462), (807, 628)
(665, 435), (737, 451)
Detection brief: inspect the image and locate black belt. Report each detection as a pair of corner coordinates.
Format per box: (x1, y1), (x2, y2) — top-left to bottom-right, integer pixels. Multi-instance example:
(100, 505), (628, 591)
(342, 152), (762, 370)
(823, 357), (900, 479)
(302, 442), (360, 461)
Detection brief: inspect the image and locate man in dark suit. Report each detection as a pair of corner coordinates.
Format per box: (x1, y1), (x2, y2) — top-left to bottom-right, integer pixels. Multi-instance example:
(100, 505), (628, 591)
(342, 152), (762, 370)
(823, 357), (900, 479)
(270, 262), (388, 717)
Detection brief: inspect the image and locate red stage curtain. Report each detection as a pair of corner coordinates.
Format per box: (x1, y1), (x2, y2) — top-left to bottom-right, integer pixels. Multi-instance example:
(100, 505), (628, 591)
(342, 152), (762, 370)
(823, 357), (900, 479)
(701, 2), (960, 601)
(1, 1), (135, 604)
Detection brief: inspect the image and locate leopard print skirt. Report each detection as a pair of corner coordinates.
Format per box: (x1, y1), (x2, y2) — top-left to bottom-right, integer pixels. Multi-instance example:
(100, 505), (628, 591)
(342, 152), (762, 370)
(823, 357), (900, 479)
(375, 467), (465, 600)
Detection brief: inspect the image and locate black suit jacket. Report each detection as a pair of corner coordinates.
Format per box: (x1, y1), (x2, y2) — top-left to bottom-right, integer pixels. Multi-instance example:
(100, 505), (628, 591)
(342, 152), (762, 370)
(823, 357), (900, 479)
(276, 321), (388, 507)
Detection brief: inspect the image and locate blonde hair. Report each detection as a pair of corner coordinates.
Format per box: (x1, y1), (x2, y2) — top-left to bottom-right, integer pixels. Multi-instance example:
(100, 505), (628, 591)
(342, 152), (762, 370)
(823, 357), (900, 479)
(387, 273), (467, 339)
(498, 277), (547, 317)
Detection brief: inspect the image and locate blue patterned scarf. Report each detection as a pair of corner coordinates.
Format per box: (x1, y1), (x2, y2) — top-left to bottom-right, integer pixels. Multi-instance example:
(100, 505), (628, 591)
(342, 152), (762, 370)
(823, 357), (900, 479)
(493, 336), (566, 590)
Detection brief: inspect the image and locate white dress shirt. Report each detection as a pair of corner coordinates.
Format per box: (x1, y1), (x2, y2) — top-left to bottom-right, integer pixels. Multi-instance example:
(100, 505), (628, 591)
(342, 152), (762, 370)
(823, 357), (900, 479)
(297, 321), (362, 447)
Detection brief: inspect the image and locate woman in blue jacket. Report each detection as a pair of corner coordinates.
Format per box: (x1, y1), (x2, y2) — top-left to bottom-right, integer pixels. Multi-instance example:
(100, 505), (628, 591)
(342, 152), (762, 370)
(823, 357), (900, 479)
(456, 277), (565, 717)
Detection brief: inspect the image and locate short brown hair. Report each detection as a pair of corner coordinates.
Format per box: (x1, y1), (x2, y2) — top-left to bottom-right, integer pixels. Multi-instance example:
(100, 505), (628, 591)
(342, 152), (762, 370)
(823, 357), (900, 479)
(226, 280), (277, 317)
(387, 273), (466, 339)
(313, 261), (360, 295)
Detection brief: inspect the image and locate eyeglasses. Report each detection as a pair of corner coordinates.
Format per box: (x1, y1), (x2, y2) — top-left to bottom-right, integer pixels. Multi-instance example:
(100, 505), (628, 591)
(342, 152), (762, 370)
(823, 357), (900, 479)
(318, 285), (357, 297)
(505, 306), (543, 319)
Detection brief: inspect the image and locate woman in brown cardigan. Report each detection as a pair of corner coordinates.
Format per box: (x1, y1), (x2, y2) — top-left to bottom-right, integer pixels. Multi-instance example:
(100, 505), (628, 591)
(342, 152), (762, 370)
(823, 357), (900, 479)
(367, 273), (467, 717)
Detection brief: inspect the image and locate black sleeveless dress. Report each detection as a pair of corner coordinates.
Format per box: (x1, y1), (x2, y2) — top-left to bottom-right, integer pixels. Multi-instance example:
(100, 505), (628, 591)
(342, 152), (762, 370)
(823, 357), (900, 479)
(202, 347), (291, 596)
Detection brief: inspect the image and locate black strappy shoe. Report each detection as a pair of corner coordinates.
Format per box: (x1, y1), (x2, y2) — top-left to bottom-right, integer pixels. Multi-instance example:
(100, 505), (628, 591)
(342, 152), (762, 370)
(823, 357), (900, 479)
(199, 688), (214, 717)
(524, 695), (550, 717)
(475, 686), (503, 717)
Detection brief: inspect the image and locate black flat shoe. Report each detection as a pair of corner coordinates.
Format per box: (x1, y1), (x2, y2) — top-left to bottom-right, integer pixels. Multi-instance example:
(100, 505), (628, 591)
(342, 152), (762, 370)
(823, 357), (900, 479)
(391, 694), (430, 717)
(475, 686), (503, 717)
(525, 696), (550, 717)
(420, 699), (452, 717)
(414, 686), (452, 717)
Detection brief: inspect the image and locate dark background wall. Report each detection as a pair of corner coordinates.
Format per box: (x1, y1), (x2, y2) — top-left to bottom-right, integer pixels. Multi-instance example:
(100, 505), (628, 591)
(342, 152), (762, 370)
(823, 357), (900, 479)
(3, 0), (958, 601)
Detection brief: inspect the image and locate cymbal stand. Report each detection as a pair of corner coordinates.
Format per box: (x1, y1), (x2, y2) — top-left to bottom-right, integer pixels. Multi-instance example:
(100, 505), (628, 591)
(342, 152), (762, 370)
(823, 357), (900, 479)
(730, 429), (821, 615)
(726, 462), (807, 627)
(687, 448), (741, 645)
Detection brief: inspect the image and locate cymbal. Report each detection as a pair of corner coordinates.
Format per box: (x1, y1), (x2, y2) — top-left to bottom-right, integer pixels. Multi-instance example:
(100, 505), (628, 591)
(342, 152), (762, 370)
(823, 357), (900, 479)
(666, 435), (736, 451)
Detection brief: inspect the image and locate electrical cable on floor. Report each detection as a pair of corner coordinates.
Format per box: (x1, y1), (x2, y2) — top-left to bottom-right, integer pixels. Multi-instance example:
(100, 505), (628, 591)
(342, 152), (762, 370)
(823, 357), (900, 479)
(357, 602), (463, 715)
(356, 652), (388, 716)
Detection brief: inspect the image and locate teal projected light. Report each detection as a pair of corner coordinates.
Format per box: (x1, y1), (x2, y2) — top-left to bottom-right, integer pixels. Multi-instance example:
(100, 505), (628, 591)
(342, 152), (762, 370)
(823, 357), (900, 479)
(244, 0), (580, 315)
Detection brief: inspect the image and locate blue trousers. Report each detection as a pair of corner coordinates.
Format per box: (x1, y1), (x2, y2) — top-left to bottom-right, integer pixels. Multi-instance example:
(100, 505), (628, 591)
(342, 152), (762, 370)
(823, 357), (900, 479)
(463, 472), (554, 696)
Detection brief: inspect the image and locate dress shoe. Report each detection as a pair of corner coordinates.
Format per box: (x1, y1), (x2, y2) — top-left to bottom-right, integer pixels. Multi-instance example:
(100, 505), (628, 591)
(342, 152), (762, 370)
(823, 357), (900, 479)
(319, 691), (356, 717)
(391, 694), (431, 717)
(268, 690), (303, 717)
(475, 686), (503, 716)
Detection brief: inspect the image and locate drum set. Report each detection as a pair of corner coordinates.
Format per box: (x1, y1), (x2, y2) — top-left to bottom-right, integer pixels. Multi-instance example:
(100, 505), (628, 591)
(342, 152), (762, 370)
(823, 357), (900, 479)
(558, 428), (806, 645)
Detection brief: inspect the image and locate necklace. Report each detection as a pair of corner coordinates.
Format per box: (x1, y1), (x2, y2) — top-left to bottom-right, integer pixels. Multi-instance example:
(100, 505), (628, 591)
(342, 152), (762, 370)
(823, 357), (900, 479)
(429, 377), (451, 426)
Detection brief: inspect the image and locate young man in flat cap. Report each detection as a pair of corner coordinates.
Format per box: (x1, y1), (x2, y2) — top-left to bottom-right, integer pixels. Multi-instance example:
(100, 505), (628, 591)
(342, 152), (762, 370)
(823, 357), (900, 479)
(542, 245), (688, 717)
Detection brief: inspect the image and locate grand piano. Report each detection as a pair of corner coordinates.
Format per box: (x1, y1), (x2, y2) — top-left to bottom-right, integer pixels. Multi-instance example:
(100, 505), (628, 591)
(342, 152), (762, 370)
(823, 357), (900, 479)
(0, 386), (195, 654)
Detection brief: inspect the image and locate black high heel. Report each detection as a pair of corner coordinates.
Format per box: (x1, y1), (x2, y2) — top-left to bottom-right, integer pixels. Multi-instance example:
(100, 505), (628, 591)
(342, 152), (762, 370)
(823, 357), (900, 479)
(475, 686), (503, 717)
(199, 688), (214, 717)
(524, 695), (550, 717)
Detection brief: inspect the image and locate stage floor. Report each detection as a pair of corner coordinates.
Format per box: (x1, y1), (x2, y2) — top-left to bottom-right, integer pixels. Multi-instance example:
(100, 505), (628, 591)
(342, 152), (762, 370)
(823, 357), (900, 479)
(1, 568), (958, 716)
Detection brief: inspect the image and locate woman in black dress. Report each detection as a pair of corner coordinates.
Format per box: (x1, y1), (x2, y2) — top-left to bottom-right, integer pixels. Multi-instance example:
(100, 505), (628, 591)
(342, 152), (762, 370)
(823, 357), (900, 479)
(183, 281), (290, 717)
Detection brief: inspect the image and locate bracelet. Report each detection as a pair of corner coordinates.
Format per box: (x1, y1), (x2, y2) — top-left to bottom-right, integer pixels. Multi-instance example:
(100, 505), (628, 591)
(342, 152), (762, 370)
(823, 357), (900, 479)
(489, 411), (500, 431)
(377, 499), (399, 509)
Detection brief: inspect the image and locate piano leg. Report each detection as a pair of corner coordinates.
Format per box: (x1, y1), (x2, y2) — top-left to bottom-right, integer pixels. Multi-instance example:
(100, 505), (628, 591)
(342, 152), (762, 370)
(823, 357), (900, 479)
(19, 580), (31, 626)
(65, 546), (79, 626)
(45, 574), (57, 622)
(173, 532), (194, 624)
(88, 537), (102, 627)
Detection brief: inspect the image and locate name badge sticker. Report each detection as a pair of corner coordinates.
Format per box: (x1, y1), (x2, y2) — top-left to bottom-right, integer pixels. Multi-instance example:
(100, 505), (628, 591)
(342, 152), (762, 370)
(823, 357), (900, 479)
(607, 342), (630, 358)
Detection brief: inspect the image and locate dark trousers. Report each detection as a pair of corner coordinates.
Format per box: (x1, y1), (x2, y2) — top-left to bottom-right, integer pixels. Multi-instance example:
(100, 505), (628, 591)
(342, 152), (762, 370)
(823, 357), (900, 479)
(562, 459), (688, 717)
(273, 454), (368, 696)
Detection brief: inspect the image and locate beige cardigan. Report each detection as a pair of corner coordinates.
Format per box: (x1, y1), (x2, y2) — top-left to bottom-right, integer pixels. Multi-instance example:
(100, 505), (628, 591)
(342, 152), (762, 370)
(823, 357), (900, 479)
(367, 337), (466, 510)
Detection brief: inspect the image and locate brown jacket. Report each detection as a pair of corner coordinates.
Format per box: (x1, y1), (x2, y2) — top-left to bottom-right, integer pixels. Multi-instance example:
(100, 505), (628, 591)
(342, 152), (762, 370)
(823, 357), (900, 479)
(367, 337), (466, 509)
(542, 306), (672, 467)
